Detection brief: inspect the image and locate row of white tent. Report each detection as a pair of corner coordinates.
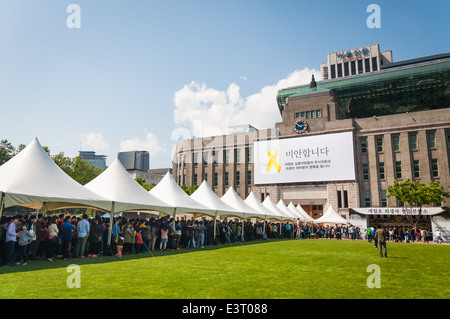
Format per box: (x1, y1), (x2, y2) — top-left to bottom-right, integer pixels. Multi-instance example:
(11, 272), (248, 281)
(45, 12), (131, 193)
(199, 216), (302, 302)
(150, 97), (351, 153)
(0, 139), (349, 244)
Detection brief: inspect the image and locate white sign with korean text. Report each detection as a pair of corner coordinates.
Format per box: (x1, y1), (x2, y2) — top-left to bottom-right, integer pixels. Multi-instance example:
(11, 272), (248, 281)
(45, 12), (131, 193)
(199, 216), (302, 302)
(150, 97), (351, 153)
(254, 131), (356, 185)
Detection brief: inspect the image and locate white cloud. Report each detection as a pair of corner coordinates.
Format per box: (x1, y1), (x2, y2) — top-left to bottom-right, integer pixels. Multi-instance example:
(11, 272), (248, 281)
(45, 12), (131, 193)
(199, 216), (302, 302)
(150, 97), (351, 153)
(81, 132), (109, 151)
(173, 67), (321, 137)
(120, 132), (166, 158)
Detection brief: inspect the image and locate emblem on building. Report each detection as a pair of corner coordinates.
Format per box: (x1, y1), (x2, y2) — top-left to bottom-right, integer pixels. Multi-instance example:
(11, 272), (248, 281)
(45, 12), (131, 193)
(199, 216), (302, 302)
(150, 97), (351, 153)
(293, 118), (308, 134)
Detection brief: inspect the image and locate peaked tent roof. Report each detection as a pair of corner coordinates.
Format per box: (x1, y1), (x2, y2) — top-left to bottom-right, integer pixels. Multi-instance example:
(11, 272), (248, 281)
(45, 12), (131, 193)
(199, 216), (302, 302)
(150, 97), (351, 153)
(149, 172), (215, 217)
(85, 158), (174, 215)
(262, 196), (293, 221)
(191, 181), (245, 218)
(296, 204), (315, 223)
(314, 204), (348, 224)
(287, 201), (310, 222)
(0, 138), (111, 211)
(244, 192), (280, 220)
(221, 187), (264, 219)
(276, 200), (298, 220)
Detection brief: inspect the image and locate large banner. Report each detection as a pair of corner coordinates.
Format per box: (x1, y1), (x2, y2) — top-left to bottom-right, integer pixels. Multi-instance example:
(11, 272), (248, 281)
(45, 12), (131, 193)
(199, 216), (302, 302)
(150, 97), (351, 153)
(254, 131), (356, 185)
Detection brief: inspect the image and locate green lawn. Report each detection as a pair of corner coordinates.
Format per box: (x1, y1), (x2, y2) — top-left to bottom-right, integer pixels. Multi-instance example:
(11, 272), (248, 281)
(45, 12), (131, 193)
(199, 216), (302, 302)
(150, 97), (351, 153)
(0, 239), (449, 299)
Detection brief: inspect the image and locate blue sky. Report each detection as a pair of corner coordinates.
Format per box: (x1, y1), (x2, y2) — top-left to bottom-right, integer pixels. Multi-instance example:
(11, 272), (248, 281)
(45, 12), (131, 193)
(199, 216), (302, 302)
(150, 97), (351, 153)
(0, 0), (449, 168)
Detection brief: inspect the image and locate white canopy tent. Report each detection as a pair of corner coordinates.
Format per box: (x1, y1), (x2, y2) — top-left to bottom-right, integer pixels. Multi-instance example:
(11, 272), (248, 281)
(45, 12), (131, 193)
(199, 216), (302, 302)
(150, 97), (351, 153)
(314, 204), (349, 225)
(262, 196), (294, 222)
(221, 187), (266, 220)
(0, 138), (112, 214)
(191, 182), (246, 241)
(190, 181), (245, 219)
(276, 200), (298, 221)
(296, 204), (315, 223)
(85, 158), (176, 246)
(149, 172), (215, 218)
(85, 158), (174, 215)
(244, 192), (280, 221)
(287, 201), (310, 223)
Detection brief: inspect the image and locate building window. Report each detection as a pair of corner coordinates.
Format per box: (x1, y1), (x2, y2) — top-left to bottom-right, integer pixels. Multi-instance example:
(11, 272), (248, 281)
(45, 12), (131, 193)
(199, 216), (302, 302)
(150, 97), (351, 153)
(301, 112), (305, 118)
(343, 190), (349, 208)
(234, 148), (241, 164)
(447, 130), (450, 147)
(337, 63), (343, 77)
(344, 62), (349, 76)
(427, 132), (436, 148)
(183, 175), (186, 186)
(213, 151), (219, 165)
(214, 172), (218, 187)
(380, 190), (387, 207)
(410, 134), (418, 150)
(361, 138), (368, 154)
(331, 65), (336, 79)
(362, 163), (369, 180)
(225, 172), (229, 186)
(247, 170), (252, 185)
(351, 61), (356, 75)
(203, 151), (208, 166)
(392, 135), (400, 151)
(376, 137), (383, 152)
(358, 60), (363, 74)
(193, 174), (197, 185)
(193, 153), (198, 167)
(379, 162), (385, 180)
(337, 191), (342, 208)
(316, 109), (322, 118)
(413, 160), (420, 178)
(246, 148), (252, 163)
(235, 171), (240, 186)
(224, 150), (230, 164)
(204, 173), (208, 183)
(365, 58), (370, 72)
(183, 155), (187, 167)
(311, 110), (316, 118)
(295, 112), (300, 119)
(395, 161), (402, 179)
(364, 191), (371, 207)
(431, 159), (439, 177)
(306, 111), (310, 119)
(372, 57), (378, 71)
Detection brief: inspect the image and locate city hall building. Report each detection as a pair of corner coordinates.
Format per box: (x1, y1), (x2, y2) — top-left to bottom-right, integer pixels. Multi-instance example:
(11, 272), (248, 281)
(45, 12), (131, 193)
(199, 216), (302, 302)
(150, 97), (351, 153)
(172, 44), (450, 232)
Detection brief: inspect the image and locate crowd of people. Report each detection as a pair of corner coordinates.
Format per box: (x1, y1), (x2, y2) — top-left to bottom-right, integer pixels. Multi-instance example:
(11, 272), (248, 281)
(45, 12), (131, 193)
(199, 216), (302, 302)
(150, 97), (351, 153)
(0, 213), (446, 266)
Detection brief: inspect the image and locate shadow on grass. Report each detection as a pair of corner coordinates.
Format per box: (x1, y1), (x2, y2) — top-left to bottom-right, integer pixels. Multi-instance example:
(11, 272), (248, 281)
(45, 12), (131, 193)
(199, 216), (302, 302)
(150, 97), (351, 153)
(0, 238), (287, 274)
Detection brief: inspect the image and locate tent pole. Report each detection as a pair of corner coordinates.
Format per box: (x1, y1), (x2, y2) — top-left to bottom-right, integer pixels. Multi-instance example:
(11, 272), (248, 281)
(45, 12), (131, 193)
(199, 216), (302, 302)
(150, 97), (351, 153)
(41, 202), (47, 217)
(0, 192), (5, 219)
(213, 211), (217, 245)
(107, 202), (115, 246)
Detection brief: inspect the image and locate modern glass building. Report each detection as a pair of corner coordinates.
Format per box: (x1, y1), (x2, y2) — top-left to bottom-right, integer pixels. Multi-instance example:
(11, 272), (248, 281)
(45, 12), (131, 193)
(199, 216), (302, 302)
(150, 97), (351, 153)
(79, 151), (107, 169)
(118, 151), (150, 172)
(278, 53), (450, 119)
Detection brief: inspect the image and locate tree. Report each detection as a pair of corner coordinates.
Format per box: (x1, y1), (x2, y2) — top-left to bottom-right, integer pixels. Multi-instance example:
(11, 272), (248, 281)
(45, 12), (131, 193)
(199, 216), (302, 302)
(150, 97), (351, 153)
(135, 178), (156, 191)
(180, 184), (199, 195)
(387, 179), (450, 229)
(0, 139), (15, 165)
(51, 152), (105, 185)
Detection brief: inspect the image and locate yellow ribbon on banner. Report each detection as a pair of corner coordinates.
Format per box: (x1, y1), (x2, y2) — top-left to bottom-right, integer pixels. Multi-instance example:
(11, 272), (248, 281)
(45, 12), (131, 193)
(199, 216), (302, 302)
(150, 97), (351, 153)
(266, 148), (281, 173)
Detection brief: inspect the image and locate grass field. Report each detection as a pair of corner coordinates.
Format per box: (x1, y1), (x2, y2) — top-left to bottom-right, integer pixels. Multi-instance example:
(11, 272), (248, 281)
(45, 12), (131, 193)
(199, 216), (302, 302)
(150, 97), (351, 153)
(0, 239), (449, 299)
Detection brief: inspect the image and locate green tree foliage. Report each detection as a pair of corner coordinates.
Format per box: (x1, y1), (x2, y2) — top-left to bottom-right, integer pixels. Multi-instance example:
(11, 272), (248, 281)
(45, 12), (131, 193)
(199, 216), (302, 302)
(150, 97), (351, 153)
(180, 184), (199, 195)
(52, 152), (105, 185)
(387, 179), (450, 228)
(135, 178), (156, 191)
(0, 139), (15, 165)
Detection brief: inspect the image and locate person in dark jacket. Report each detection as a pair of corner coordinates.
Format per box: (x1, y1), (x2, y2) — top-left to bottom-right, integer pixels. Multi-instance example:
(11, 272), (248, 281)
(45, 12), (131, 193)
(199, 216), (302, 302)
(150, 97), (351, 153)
(61, 216), (74, 260)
